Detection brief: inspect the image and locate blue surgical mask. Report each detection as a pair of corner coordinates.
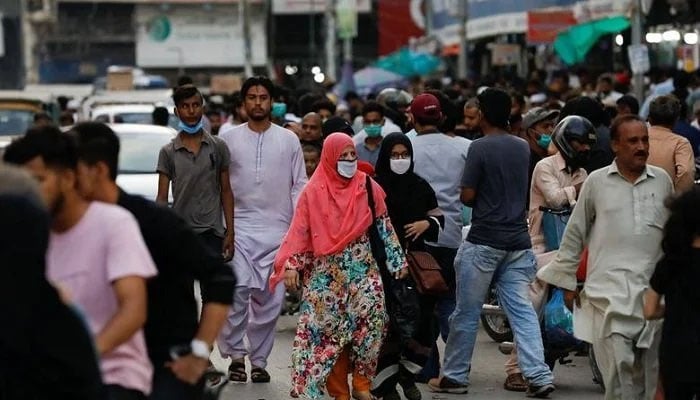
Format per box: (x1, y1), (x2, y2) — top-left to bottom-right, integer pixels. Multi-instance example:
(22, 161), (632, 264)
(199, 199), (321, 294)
(337, 159), (357, 179)
(272, 102), (287, 119)
(178, 118), (204, 135)
(365, 124), (382, 138)
(536, 133), (552, 149)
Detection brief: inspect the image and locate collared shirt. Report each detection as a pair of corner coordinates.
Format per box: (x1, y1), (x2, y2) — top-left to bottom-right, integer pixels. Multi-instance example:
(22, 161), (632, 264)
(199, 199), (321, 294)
(529, 153), (587, 254)
(537, 161), (673, 342)
(411, 132), (471, 249)
(157, 131), (231, 236)
(220, 122), (307, 289)
(355, 139), (382, 167)
(647, 125), (696, 193)
(117, 189), (235, 364)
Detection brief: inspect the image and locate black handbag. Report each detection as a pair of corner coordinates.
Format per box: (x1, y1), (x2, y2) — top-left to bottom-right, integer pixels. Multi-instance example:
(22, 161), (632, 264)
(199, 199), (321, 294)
(365, 176), (420, 342)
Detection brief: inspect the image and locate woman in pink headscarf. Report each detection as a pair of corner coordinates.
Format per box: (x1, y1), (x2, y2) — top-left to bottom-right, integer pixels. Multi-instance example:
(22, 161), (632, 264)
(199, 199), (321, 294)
(270, 133), (408, 400)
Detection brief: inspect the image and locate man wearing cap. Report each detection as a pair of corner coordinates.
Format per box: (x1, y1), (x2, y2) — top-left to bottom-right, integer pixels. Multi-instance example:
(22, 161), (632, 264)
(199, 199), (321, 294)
(429, 88), (554, 397)
(409, 93), (471, 382)
(521, 107), (559, 190)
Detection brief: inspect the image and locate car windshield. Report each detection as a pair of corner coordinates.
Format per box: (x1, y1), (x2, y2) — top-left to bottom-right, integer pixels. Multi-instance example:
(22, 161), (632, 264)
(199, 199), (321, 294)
(114, 112), (180, 129)
(0, 109), (34, 136)
(118, 131), (172, 174)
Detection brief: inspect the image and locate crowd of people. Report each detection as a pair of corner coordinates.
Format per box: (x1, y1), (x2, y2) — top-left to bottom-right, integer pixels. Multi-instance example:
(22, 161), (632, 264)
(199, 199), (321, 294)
(2, 67), (700, 400)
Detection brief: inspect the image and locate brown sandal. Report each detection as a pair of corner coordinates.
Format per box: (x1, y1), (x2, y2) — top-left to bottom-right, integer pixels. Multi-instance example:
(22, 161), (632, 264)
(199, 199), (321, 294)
(250, 367), (271, 383)
(228, 360), (247, 383)
(504, 373), (528, 392)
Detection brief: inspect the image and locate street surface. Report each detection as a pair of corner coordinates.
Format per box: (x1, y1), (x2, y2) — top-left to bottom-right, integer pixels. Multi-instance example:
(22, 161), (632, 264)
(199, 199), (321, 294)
(210, 316), (604, 400)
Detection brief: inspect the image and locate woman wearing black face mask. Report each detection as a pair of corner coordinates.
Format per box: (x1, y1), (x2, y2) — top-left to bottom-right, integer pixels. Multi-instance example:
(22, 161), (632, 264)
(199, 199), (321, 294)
(373, 133), (444, 400)
(644, 186), (700, 400)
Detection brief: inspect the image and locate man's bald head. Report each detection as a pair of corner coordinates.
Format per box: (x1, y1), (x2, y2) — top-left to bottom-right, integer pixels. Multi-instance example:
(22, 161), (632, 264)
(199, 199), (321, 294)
(300, 112), (323, 142)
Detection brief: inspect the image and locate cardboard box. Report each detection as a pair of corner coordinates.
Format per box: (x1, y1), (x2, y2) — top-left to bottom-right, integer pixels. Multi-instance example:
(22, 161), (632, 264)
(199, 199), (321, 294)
(210, 74), (242, 95)
(107, 68), (134, 91)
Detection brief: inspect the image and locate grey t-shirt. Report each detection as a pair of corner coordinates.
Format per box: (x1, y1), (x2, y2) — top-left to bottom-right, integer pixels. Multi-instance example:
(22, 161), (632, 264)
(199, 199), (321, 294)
(157, 132), (231, 236)
(462, 132), (531, 250)
(411, 132), (471, 249)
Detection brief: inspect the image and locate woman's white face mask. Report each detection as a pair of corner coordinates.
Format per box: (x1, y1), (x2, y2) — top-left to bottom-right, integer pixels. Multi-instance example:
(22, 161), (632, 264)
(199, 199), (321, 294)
(337, 160), (358, 178)
(389, 159), (411, 175)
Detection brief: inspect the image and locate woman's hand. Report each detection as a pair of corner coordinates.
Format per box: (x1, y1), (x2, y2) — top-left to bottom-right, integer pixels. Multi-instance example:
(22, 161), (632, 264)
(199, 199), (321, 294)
(284, 269), (299, 290)
(404, 220), (430, 242)
(393, 267), (409, 280)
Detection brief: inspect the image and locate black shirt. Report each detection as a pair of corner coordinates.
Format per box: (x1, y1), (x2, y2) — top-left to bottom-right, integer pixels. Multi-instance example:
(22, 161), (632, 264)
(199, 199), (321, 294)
(117, 189), (236, 364)
(650, 252), (700, 384)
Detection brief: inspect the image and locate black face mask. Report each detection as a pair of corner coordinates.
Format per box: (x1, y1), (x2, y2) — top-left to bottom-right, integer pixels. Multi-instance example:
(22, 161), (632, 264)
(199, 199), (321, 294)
(570, 151), (591, 169)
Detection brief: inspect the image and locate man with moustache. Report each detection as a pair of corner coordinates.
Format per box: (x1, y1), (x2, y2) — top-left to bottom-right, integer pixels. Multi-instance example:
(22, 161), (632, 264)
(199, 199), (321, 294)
(538, 115), (673, 400)
(218, 76), (307, 384)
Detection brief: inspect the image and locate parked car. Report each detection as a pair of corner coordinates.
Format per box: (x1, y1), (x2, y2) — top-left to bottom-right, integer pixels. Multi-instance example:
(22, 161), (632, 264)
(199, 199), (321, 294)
(110, 123), (176, 203)
(0, 91), (61, 142)
(92, 104), (179, 128)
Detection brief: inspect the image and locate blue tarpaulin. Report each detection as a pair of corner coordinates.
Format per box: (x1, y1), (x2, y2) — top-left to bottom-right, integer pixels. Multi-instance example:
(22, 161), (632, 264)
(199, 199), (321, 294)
(372, 48), (441, 77)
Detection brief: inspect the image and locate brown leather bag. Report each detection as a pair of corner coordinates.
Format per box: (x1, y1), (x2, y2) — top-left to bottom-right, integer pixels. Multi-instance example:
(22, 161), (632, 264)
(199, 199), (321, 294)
(406, 250), (449, 296)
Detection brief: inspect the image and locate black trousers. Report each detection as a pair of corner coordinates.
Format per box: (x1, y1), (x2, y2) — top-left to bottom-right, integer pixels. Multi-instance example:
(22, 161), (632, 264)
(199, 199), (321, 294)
(665, 380), (700, 400)
(106, 385), (146, 400)
(149, 366), (203, 400)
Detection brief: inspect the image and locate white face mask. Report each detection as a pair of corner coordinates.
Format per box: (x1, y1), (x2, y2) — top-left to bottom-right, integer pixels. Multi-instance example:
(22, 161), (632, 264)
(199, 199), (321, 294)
(389, 159), (411, 175)
(337, 160), (357, 179)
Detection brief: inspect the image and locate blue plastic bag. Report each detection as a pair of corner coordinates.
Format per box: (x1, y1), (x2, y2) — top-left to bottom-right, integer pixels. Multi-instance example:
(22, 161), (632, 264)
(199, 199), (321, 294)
(544, 288), (580, 349)
(541, 209), (571, 251)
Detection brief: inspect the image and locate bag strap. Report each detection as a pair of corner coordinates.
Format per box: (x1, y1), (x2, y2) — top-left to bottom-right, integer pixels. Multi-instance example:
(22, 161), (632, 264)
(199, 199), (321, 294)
(366, 175), (377, 220)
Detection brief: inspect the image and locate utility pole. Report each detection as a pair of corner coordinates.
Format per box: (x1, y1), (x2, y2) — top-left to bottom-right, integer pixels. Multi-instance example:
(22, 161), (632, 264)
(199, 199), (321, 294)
(324, 0), (336, 82)
(425, 0), (434, 36)
(241, 0), (253, 78)
(457, 0), (468, 79)
(631, 0), (644, 102)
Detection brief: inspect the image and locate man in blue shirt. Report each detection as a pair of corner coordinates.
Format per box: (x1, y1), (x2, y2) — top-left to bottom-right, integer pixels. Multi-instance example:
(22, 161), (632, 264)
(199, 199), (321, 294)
(428, 88), (554, 398)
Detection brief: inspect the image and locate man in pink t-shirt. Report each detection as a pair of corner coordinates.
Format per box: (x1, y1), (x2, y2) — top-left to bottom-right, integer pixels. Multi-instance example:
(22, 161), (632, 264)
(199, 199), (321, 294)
(3, 127), (157, 400)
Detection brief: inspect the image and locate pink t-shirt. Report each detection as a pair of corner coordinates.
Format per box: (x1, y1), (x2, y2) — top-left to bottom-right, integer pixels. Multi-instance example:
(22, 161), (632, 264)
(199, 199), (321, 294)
(47, 202), (157, 395)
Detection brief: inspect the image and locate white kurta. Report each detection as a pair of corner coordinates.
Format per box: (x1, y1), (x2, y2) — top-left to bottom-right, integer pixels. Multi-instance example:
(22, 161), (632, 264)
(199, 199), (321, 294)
(537, 162), (673, 399)
(220, 123), (307, 289)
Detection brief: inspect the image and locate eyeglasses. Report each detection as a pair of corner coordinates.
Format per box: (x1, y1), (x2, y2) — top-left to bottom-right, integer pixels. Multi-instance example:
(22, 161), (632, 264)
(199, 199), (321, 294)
(390, 152), (410, 160)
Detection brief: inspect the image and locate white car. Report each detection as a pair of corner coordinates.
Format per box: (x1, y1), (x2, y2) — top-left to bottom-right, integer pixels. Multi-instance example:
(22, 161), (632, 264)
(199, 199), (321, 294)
(111, 124), (176, 203)
(93, 104), (179, 128)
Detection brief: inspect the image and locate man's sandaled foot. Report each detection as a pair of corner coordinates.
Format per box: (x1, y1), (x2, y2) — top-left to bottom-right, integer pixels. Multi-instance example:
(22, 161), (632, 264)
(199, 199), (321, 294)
(504, 373), (528, 392)
(250, 366), (271, 383)
(228, 360), (247, 383)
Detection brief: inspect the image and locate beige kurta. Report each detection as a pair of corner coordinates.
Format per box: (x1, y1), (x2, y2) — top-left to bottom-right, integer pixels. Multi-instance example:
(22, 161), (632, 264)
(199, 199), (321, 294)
(537, 161), (673, 400)
(647, 125), (695, 193)
(528, 153), (587, 254)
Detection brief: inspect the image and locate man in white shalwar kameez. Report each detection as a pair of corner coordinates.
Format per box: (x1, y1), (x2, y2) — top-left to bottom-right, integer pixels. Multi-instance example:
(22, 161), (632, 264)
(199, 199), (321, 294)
(218, 76), (307, 383)
(537, 115), (673, 400)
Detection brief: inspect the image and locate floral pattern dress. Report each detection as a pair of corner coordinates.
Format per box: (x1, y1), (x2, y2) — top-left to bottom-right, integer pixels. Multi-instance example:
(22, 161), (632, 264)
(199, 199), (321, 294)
(284, 213), (407, 399)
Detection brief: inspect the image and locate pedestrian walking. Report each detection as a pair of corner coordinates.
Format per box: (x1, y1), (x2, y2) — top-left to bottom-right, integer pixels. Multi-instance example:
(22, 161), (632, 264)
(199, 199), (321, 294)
(156, 84), (235, 262)
(538, 114), (674, 400)
(217, 76), (308, 384)
(644, 187), (700, 400)
(0, 164), (104, 400)
(4, 127), (158, 400)
(373, 132), (444, 400)
(429, 88), (555, 398)
(71, 122), (236, 400)
(270, 133), (408, 400)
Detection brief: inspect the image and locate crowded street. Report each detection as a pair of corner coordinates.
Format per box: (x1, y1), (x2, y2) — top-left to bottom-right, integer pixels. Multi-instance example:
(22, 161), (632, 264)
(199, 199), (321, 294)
(2, 1), (700, 400)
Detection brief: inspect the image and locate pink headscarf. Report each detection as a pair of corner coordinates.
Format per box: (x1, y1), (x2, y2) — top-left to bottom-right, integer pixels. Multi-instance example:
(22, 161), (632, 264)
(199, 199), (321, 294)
(270, 133), (387, 288)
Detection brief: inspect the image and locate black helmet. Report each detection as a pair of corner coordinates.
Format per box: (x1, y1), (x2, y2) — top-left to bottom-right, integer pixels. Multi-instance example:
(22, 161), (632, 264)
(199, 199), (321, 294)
(553, 116), (597, 168)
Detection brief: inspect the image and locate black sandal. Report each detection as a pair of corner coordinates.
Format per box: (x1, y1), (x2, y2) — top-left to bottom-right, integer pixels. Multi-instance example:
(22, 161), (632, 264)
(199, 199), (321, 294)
(250, 367), (271, 383)
(228, 360), (247, 383)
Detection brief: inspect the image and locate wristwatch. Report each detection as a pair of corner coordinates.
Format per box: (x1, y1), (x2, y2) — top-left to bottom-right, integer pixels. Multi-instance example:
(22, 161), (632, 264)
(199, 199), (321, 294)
(190, 339), (211, 359)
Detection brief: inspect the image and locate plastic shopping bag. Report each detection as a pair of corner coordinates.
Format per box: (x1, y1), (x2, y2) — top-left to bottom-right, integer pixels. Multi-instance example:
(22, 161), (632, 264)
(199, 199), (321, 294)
(544, 288), (581, 349)
(541, 207), (571, 252)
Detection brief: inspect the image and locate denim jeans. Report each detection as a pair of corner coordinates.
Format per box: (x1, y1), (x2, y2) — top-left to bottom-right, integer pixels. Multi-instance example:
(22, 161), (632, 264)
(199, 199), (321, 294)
(442, 241), (552, 387)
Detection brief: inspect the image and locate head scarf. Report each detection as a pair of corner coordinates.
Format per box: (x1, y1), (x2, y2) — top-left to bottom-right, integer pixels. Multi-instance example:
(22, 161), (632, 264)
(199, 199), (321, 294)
(374, 133), (436, 245)
(271, 133), (386, 288)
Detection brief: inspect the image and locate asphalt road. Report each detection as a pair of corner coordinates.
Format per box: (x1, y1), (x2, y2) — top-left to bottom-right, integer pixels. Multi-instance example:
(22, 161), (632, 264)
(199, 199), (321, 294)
(210, 316), (605, 400)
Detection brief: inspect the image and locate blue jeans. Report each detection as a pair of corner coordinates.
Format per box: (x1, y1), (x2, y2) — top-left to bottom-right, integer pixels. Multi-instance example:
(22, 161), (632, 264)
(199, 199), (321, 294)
(442, 241), (552, 386)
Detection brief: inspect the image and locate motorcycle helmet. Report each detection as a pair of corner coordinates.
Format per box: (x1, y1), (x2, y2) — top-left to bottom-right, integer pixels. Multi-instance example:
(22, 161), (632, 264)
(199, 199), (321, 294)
(552, 115), (597, 168)
(376, 88), (413, 112)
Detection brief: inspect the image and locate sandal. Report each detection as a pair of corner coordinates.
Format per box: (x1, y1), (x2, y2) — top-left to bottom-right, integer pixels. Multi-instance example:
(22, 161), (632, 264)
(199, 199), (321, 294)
(504, 373), (528, 392)
(250, 366), (271, 383)
(228, 360), (247, 383)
